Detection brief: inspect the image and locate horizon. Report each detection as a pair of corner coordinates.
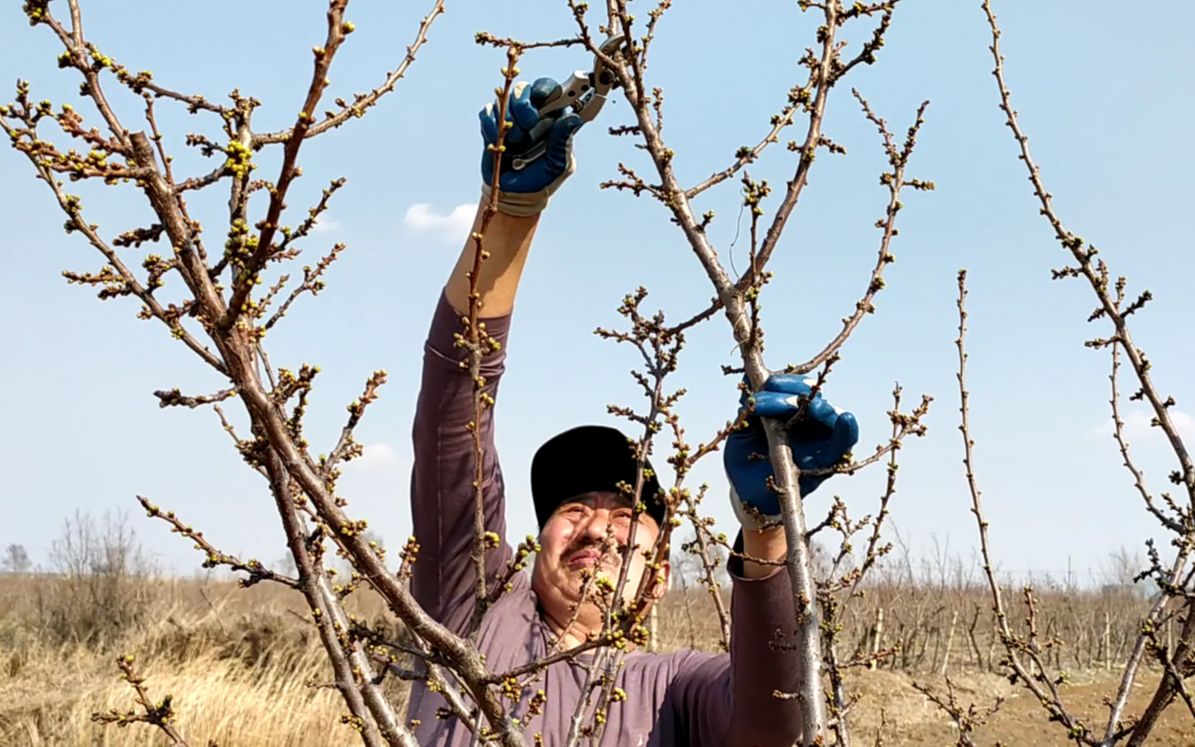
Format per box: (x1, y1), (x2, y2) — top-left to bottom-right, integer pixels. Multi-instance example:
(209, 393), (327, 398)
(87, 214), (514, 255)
(3, 2), (1192, 588)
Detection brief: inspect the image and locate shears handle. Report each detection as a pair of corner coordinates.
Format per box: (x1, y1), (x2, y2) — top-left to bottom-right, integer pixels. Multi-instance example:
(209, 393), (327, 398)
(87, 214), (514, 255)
(507, 71), (592, 172)
(537, 70), (601, 118)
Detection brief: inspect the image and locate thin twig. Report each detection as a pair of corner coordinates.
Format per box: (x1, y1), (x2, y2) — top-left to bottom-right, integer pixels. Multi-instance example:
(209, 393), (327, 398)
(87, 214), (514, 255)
(464, 45), (521, 635)
(956, 269), (1092, 743)
(255, 0), (446, 144)
(91, 655), (192, 746)
(138, 495), (297, 589)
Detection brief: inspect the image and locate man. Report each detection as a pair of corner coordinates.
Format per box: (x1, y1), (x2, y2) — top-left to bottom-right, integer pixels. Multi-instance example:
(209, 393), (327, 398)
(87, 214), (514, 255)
(407, 77), (858, 746)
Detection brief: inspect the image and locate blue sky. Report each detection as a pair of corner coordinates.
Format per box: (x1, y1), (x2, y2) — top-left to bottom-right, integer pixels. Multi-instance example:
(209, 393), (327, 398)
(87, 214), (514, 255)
(2, 2), (1192, 586)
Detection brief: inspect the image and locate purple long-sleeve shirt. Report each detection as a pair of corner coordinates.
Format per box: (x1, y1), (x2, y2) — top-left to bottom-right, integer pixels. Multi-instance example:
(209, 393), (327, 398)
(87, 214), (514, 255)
(406, 292), (802, 746)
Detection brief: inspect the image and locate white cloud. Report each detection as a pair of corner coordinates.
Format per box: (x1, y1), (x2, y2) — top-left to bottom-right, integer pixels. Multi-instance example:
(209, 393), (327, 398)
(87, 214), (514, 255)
(312, 215), (340, 234)
(404, 202), (476, 244)
(350, 442), (400, 470)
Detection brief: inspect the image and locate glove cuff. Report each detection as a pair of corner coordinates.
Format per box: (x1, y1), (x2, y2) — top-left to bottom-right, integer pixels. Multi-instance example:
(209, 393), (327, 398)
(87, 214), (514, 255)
(480, 153), (576, 217)
(480, 183), (550, 217)
(729, 485), (781, 532)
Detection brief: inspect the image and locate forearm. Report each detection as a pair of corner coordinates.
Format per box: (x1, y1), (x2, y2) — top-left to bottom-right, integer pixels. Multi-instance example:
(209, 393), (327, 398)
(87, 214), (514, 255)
(725, 564), (803, 745)
(741, 525), (787, 579)
(444, 205), (540, 317)
(678, 536), (801, 745)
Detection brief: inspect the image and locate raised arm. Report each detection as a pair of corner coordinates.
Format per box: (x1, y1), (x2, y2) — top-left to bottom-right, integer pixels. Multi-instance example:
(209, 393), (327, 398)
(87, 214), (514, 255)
(410, 77), (585, 634)
(410, 210), (533, 634)
(671, 375), (860, 744)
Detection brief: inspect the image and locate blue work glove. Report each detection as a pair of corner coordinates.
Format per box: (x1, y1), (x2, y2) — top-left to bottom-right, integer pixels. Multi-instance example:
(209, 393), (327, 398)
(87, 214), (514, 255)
(724, 374), (859, 530)
(479, 77), (585, 217)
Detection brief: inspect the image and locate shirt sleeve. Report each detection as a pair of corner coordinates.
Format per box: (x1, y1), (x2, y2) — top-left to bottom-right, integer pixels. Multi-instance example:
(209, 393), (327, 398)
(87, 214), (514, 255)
(669, 534), (803, 746)
(410, 290), (516, 636)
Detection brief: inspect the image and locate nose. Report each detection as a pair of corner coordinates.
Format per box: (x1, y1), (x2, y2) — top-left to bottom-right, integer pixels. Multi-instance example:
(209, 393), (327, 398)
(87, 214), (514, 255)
(581, 508), (613, 544)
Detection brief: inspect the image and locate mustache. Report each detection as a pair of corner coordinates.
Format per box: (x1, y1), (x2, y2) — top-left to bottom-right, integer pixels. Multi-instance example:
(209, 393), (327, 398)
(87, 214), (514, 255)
(561, 539), (627, 562)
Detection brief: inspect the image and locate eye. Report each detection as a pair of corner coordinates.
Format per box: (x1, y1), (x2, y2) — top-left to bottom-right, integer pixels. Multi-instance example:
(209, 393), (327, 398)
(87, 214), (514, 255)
(611, 509), (633, 526)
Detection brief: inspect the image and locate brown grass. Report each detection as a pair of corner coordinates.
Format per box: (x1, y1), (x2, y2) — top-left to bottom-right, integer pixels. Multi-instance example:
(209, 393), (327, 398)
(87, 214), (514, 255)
(1, 574), (1189, 745)
(0, 575), (401, 746)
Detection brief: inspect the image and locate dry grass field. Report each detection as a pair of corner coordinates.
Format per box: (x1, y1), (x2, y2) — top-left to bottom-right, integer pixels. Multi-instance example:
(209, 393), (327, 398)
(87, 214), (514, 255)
(1, 573), (1190, 746)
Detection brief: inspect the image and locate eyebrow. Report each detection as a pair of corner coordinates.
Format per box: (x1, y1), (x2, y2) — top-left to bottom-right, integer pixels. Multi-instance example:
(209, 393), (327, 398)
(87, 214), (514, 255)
(562, 492), (635, 510)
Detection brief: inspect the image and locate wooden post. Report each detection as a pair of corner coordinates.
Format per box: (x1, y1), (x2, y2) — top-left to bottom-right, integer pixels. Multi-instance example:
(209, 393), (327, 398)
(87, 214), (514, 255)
(1103, 610), (1112, 672)
(940, 609), (959, 676)
(868, 607), (884, 671)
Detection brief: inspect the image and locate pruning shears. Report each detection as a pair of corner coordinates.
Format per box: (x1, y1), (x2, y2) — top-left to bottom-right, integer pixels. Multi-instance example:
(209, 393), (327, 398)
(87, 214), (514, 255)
(509, 34), (624, 172)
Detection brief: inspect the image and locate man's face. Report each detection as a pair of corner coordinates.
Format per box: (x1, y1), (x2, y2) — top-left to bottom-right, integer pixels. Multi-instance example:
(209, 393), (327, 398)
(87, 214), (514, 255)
(531, 491), (668, 635)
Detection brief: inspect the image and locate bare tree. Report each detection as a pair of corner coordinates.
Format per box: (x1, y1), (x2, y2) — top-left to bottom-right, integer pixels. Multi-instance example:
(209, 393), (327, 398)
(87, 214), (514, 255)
(952, 6), (1195, 740)
(38, 510), (156, 647)
(2, 543), (32, 574)
(3, 1), (942, 745)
